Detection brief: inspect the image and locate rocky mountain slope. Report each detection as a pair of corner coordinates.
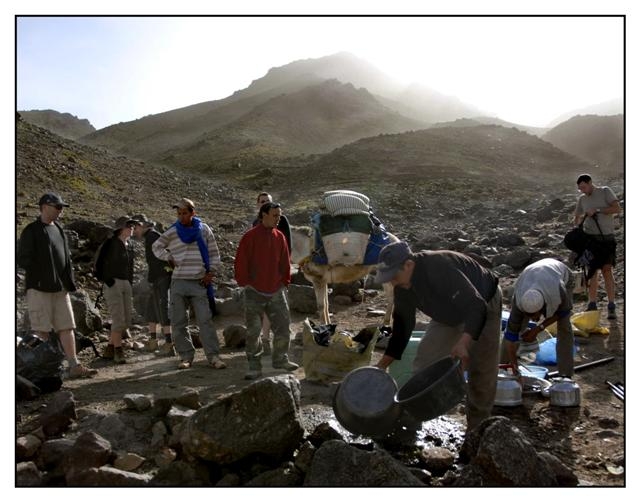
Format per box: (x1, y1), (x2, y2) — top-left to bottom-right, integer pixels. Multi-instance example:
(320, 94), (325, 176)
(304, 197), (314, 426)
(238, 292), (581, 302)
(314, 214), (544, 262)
(78, 52), (480, 167)
(15, 118), (252, 238)
(432, 116), (548, 136)
(546, 97), (623, 128)
(542, 114), (623, 172)
(154, 80), (427, 169)
(19, 109), (95, 140)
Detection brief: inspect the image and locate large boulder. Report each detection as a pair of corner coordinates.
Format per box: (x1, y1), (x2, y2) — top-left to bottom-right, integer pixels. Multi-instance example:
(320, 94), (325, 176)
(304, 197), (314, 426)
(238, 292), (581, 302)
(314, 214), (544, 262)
(304, 440), (424, 486)
(181, 375), (305, 464)
(457, 416), (564, 486)
(70, 289), (103, 334)
(288, 284), (317, 314)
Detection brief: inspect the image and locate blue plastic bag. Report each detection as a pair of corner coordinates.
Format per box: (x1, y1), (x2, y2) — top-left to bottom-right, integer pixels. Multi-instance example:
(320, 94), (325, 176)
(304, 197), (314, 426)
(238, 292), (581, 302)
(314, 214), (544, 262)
(534, 337), (578, 365)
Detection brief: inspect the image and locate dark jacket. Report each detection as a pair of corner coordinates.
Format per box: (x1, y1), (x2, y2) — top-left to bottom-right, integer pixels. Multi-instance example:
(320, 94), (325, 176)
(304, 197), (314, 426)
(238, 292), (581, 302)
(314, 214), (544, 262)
(144, 228), (172, 282)
(386, 250), (499, 360)
(95, 235), (135, 286)
(17, 218), (76, 293)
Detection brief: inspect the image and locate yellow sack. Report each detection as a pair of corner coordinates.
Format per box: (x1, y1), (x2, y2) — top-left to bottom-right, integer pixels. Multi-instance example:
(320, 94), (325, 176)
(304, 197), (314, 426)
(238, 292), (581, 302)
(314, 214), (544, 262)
(571, 311), (601, 331)
(547, 310), (608, 338)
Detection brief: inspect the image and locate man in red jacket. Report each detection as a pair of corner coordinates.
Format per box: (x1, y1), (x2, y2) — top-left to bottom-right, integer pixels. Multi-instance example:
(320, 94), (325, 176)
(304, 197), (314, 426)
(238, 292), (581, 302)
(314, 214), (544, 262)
(235, 202), (299, 380)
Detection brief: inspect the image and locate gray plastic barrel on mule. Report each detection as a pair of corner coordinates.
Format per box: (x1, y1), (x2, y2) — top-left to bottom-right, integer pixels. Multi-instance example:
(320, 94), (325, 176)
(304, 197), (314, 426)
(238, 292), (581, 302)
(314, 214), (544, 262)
(395, 356), (466, 421)
(332, 366), (401, 437)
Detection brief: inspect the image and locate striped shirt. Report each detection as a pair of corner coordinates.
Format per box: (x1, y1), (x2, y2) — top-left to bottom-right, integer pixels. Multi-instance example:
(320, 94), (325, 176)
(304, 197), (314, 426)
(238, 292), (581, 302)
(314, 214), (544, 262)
(152, 223), (221, 280)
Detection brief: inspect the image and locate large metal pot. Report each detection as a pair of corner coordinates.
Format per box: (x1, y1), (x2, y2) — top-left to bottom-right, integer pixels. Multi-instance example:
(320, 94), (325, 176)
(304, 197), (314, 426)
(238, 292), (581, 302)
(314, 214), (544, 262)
(548, 377), (581, 407)
(495, 371), (523, 406)
(332, 366), (401, 437)
(395, 356), (466, 421)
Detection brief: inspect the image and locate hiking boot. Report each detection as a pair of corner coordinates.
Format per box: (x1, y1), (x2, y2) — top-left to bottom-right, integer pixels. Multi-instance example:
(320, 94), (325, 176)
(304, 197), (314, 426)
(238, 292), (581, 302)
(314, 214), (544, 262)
(177, 360), (192, 370)
(146, 338), (159, 351)
(69, 364), (98, 379)
(244, 369), (263, 380)
(101, 344), (115, 359)
(273, 359), (299, 372)
(156, 342), (176, 357)
(586, 302), (598, 311)
(209, 356), (227, 369)
(607, 302), (617, 320)
(114, 346), (126, 364)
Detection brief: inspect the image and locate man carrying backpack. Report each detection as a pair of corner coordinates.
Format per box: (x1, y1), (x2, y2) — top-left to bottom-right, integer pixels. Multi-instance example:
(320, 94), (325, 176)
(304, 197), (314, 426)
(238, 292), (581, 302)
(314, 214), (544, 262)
(17, 193), (97, 378)
(573, 174), (621, 319)
(94, 216), (139, 363)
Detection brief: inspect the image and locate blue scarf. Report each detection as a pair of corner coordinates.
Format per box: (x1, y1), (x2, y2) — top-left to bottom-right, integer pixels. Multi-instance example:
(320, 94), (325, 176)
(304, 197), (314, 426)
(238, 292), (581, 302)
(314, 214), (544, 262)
(173, 217), (216, 303)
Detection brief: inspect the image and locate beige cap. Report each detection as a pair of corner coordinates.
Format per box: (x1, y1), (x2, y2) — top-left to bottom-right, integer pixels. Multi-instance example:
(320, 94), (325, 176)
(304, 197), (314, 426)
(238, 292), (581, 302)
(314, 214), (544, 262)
(172, 198), (195, 211)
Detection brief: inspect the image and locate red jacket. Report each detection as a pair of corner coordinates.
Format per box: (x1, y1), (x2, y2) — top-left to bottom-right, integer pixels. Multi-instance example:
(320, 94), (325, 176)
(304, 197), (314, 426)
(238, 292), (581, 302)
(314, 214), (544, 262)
(234, 224), (291, 294)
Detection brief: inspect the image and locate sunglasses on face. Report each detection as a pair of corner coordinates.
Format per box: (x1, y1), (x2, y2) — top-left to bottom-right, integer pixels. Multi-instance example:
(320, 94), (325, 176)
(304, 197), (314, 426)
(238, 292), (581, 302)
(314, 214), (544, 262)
(48, 204), (64, 210)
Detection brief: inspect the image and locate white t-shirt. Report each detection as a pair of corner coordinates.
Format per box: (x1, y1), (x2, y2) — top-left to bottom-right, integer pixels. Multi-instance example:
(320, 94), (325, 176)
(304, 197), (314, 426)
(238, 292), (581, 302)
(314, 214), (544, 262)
(575, 185), (618, 235)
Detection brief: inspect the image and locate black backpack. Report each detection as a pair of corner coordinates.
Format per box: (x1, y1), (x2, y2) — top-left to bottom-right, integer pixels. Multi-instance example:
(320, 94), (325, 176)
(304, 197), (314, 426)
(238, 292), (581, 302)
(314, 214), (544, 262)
(16, 332), (65, 394)
(563, 220), (591, 255)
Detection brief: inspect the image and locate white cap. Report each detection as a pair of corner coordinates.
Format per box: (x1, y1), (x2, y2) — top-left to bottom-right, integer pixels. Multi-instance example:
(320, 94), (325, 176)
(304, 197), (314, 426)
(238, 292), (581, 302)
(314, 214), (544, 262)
(520, 289), (544, 314)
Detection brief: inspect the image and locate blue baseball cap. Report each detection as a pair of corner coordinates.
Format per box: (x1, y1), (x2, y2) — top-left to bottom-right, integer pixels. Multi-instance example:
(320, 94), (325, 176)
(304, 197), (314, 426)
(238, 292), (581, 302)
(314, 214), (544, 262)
(38, 192), (69, 207)
(375, 241), (412, 283)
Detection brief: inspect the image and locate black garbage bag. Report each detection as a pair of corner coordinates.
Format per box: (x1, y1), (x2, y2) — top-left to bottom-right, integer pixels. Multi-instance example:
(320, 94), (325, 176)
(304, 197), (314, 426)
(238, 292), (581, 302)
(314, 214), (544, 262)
(16, 332), (65, 394)
(352, 326), (378, 352)
(309, 321), (337, 346)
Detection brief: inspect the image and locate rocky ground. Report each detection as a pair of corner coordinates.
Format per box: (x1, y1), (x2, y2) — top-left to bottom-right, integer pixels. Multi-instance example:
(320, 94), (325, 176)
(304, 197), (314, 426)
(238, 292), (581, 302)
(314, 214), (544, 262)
(15, 263), (624, 487)
(15, 119), (625, 487)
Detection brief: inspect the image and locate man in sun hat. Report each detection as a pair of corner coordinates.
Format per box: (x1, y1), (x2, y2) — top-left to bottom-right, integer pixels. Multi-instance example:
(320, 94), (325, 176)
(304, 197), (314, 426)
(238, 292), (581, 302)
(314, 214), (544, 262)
(502, 258), (575, 377)
(375, 241), (502, 432)
(94, 216), (141, 363)
(152, 197), (227, 370)
(17, 192), (98, 378)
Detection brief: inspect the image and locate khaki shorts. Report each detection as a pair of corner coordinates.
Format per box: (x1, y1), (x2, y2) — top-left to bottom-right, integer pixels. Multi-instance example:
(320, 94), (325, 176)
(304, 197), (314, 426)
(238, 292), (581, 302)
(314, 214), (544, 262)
(26, 289), (75, 333)
(103, 278), (133, 331)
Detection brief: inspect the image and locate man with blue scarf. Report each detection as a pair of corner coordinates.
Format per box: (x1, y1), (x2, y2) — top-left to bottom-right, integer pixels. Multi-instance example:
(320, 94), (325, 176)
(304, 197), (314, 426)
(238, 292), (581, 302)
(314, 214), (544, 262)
(152, 198), (227, 370)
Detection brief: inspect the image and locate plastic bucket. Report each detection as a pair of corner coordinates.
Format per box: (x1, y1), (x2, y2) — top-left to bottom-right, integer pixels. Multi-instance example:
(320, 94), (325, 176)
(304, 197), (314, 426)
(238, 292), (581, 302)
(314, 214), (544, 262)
(388, 331), (425, 387)
(332, 366), (401, 437)
(395, 357), (466, 422)
(519, 365), (548, 380)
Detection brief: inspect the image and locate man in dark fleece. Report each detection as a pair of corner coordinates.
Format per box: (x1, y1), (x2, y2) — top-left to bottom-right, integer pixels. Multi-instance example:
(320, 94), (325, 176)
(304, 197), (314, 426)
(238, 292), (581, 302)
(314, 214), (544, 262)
(375, 241), (502, 432)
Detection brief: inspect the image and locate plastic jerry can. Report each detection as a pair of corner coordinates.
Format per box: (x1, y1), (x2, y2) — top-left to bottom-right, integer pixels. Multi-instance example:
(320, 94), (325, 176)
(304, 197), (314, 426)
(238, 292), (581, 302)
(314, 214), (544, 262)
(388, 331), (425, 387)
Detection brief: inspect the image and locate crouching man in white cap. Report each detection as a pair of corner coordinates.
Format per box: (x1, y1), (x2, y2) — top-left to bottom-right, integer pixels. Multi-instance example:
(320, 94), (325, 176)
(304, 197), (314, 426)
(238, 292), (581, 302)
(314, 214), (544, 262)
(502, 258), (575, 377)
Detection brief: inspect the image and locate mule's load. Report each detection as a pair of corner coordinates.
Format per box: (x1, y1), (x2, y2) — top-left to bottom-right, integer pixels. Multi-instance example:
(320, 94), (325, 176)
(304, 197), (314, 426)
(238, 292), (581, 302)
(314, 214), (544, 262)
(314, 190), (386, 266)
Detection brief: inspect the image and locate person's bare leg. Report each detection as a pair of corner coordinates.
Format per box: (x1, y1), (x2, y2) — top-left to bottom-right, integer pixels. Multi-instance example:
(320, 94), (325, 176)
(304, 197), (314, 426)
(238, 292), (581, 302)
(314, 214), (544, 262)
(602, 265), (615, 302)
(588, 270), (600, 306)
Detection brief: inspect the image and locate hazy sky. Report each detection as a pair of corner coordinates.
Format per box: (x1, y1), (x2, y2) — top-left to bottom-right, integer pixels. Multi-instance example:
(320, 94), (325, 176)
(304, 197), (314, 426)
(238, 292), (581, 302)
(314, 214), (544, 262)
(16, 15), (623, 130)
